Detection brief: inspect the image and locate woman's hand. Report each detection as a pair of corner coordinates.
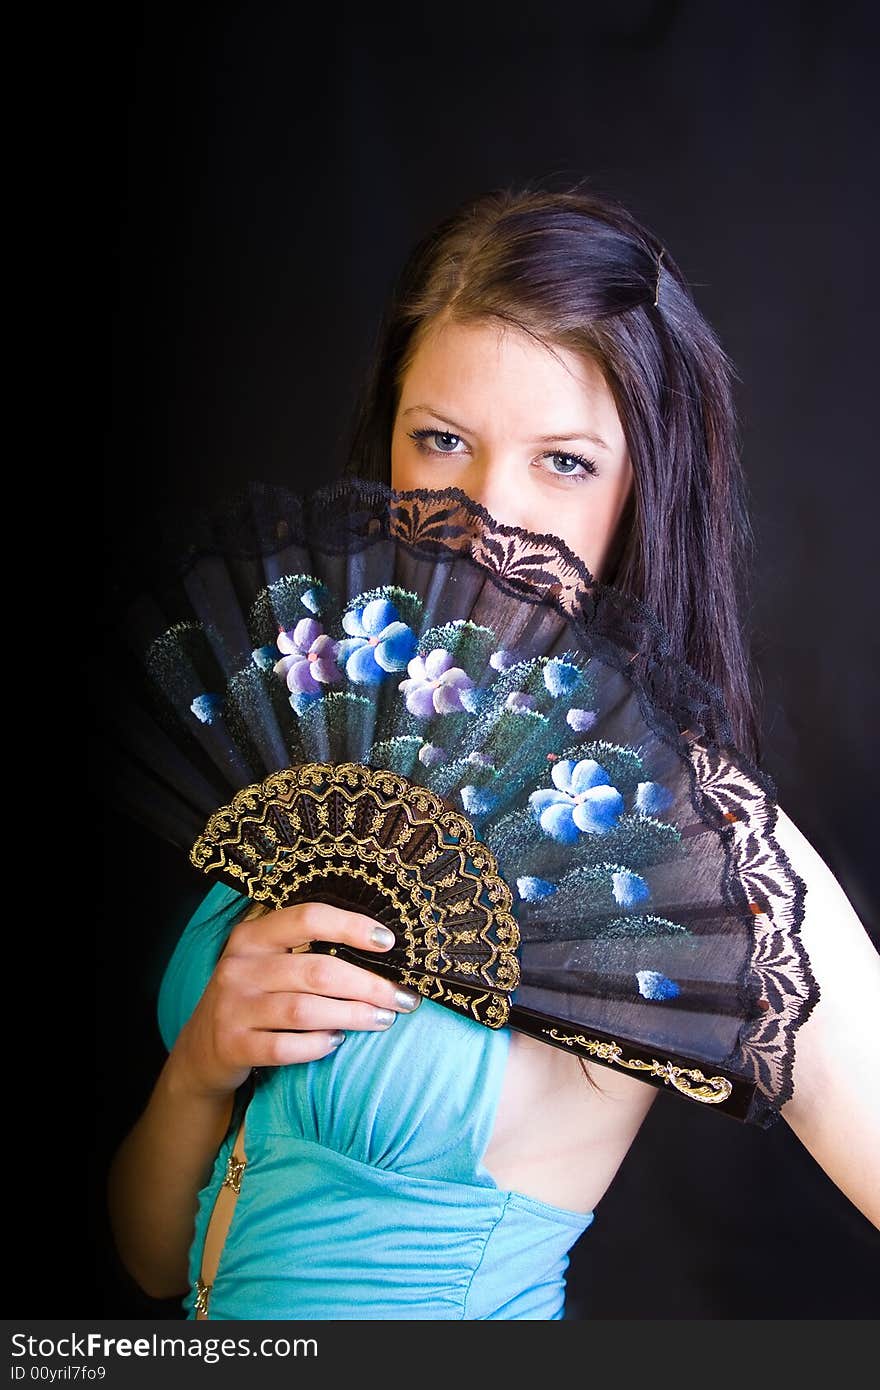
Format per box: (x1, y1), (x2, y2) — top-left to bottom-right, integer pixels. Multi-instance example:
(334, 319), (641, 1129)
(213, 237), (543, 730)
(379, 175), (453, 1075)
(168, 903), (420, 1100)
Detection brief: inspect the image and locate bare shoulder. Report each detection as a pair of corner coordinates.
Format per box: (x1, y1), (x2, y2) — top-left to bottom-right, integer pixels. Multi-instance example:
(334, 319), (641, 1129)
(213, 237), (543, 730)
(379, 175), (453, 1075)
(770, 804), (874, 952)
(772, 804), (844, 884)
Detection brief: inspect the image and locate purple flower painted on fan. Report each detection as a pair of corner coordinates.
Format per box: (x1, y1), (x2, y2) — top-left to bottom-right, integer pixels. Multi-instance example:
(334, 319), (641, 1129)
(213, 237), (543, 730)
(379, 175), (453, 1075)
(490, 649), (519, 670)
(466, 751), (495, 767)
(505, 691), (539, 712)
(418, 742), (446, 766)
(335, 600), (418, 684)
(398, 648), (475, 717)
(566, 707), (597, 733)
(636, 970), (680, 1001)
(528, 758), (625, 843)
(273, 618), (343, 695)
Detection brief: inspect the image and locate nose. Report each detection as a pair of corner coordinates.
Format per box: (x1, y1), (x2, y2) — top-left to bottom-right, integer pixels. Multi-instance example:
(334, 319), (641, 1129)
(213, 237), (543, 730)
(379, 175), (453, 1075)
(453, 458), (532, 532)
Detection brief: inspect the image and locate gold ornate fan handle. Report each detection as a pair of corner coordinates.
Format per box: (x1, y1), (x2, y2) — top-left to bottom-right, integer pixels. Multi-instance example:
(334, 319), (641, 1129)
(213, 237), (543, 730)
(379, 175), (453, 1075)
(507, 1006), (754, 1121)
(306, 940), (511, 1029)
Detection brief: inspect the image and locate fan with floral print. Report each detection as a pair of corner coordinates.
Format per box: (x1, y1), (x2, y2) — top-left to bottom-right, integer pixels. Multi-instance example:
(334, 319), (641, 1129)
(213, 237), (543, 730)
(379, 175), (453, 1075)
(96, 476), (818, 1126)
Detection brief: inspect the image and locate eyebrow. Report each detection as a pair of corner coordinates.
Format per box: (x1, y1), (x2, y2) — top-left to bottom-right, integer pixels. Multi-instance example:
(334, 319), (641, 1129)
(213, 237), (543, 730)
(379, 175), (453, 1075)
(401, 404), (612, 451)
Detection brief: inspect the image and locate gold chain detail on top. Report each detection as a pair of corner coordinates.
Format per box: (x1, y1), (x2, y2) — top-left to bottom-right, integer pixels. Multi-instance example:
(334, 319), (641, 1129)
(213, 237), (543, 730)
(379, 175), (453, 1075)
(222, 1152), (247, 1195)
(194, 1109), (250, 1321)
(540, 1027), (733, 1104)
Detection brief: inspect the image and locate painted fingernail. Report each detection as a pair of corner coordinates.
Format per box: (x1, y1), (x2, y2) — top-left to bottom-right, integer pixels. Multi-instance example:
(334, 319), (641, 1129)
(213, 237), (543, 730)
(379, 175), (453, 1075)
(394, 989), (421, 1011)
(371, 925), (396, 948)
(374, 1008), (396, 1028)
(329, 1031), (346, 1046)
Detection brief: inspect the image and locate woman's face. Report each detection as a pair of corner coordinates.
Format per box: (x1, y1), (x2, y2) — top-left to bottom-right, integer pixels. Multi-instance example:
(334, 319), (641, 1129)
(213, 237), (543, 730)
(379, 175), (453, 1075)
(391, 318), (633, 580)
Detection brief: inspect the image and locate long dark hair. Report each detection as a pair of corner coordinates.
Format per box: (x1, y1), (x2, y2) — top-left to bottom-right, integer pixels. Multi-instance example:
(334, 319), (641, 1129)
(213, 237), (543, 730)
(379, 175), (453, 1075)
(341, 180), (762, 765)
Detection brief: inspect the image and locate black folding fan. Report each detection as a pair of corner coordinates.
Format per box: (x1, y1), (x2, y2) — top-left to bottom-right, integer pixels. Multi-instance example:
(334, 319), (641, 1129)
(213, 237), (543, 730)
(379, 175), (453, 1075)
(95, 476), (819, 1127)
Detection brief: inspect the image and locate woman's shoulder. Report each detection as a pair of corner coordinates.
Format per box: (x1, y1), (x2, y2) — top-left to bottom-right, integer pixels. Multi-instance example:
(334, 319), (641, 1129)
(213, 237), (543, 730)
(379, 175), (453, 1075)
(770, 805), (870, 942)
(770, 802), (876, 987)
(772, 804), (841, 884)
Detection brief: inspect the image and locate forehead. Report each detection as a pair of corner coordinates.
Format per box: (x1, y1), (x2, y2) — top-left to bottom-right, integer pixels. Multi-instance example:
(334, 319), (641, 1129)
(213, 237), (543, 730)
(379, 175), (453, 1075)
(398, 318), (623, 446)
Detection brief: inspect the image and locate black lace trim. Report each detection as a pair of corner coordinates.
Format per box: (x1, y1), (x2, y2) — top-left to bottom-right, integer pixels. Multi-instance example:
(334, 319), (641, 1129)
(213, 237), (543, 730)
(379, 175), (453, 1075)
(145, 476), (739, 752)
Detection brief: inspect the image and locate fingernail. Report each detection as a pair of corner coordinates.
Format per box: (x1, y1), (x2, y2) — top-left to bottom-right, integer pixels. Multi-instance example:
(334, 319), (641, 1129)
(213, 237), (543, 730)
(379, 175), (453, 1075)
(371, 926), (396, 948)
(374, 1008), (396, 1028)
(329, 1031), (346, 1046)
(394, 989), (421, 1011)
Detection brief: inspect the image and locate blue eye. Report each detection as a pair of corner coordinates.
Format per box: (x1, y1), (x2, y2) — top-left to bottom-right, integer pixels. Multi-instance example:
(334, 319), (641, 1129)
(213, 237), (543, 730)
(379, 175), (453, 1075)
(406, 429), (598, 482)
(543, 453), (598, 479)
(408, 428), (464, 455)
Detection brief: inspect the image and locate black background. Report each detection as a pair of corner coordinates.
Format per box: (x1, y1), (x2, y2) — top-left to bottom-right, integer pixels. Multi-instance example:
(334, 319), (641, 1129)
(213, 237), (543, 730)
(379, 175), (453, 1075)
(66, 0), (880, 1320)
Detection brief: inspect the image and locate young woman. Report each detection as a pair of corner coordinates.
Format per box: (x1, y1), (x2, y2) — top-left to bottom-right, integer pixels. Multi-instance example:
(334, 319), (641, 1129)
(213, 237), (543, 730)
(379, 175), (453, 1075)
(107, 185), (880, 1320)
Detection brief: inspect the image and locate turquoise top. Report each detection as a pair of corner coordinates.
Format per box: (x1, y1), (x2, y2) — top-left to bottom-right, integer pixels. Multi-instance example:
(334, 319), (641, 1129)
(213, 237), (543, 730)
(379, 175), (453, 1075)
(157, 881), (595, 1320)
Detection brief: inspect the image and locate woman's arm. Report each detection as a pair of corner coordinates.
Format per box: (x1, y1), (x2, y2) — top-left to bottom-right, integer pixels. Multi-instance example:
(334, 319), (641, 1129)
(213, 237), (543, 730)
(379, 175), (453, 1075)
(107, 1052), (236, 1299)
(774, 807), (880, 1229)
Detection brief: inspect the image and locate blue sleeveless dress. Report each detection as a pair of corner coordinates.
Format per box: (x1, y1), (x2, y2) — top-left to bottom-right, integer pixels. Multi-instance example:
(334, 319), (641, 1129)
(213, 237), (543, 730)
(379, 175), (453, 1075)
(157, 882), (595, 1320)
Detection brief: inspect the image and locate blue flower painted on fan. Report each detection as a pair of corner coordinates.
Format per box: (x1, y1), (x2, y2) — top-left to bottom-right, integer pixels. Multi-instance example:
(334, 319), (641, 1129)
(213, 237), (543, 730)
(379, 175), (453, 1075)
(273, 618), (344, 694)
(191, 693), (223, 724)
(461, 785), (498, 816)
(301, 582), (331, 614)
(251, 644), (278, 672)
(543, 658), (581, 697)
(398, 648), (475, 716)
(612, 869), (650, 909)
(528, 758), (625, 843)
(289, 691), (323, 715)
(635, 780), (675, 816)
(335, 599), (418, 683)
(636, 970), (680, 1001)
(517, 876), (558, 902)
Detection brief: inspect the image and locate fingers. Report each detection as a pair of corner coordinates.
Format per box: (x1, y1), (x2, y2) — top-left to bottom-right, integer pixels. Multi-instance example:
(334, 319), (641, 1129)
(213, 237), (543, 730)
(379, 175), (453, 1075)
(225, 949), (420, 1013)
(228, 902), (397, 957)
(245, 1029), (349, 1068)
(244, 989), (408, 1034)
(205, 903), (422, 1072)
